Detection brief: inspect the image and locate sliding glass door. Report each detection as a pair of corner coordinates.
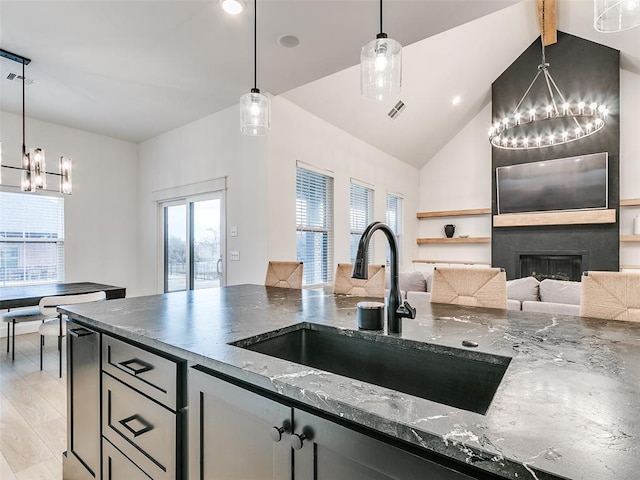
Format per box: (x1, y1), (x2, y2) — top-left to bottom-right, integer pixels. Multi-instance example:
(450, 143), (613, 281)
(163, 193), (225, 292)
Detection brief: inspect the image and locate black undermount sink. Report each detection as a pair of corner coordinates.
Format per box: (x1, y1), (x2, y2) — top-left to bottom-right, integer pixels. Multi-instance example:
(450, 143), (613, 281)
(234, 325), (511, 415)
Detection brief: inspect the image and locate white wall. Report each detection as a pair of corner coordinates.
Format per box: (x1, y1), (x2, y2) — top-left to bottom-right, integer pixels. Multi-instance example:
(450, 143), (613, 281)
(417, 103), (493, 266)
(619, 69), (640, 270)
(418, 69), (640, 271)
(136, 96), (420, 297)
(267, 97), (420, 272)
(0, 110), (140, 294)
(137, 106), (268, 295)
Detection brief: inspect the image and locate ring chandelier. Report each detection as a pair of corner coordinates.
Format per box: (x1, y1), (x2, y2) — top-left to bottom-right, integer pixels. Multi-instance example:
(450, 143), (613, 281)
(489, 4), (608, 151)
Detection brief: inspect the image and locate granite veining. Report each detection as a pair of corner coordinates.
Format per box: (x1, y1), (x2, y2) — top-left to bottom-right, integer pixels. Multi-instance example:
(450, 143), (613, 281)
(60, 285), (640, 479)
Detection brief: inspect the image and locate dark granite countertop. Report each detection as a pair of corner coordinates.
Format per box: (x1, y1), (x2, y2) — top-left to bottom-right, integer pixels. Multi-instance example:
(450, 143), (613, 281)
(60, 285), (640, 480)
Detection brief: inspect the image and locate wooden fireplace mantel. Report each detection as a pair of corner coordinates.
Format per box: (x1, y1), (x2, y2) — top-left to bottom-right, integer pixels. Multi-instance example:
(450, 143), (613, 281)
(493, 209), (616, 227)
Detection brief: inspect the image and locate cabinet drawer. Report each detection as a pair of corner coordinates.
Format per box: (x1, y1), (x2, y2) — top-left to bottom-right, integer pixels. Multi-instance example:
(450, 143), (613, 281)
(102, 335), (178, 409)
(103, 373), (177, 480)
(102, 437), (151, 480)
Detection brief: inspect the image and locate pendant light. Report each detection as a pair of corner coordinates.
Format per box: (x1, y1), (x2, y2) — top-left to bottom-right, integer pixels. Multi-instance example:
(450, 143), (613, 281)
(240, 0), (270, 136)
(594, 0), (640, 32)
(488, 1), (607, 150)
(0, 48), (73, 194)
(360, 0), (402, 101)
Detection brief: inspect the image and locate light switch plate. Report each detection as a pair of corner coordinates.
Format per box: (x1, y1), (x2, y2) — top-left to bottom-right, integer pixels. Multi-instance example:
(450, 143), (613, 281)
(230, 226), (238, 237)
(230, 251), (240, 261)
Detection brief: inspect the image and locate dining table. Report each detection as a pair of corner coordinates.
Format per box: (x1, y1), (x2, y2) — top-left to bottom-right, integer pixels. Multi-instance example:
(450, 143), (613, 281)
(0, 281), (126, 310)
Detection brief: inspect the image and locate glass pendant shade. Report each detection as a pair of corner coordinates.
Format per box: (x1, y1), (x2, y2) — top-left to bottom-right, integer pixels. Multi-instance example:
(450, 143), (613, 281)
(360, 36), (402, 100)
(594, 0), (640, 32)
(30, 147), (46, 189)
(59, 156), (72, 194)
(240, 89), (270, 136)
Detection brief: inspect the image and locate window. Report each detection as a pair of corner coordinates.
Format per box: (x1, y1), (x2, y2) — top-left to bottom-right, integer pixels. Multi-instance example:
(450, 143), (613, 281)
(162, 193), (225, 293)
(350, 181), (374, 263)
(0, 192), (64, 286)
(296, 166), (334, 286)
(386, 194), (403, 266)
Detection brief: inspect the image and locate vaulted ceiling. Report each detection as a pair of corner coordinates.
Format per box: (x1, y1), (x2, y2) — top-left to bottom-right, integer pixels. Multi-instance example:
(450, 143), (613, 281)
(0, 0), (638, 169)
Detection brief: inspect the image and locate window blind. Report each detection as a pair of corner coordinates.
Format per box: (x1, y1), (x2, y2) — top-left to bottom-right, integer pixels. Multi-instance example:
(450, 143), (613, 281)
(0, 192), (65, 286)
(350, 182), (374, 263)
(296, 167), (334, 286)
(386, 194), (403, 266)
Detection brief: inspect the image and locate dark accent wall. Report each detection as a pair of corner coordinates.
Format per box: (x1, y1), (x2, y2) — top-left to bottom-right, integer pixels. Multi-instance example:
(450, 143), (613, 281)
(491, 32), (620, 279)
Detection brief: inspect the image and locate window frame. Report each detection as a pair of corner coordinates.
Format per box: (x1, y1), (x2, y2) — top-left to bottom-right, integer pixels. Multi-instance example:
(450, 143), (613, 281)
(386, 193), (403, 267)
(0, 191), (65, 286)
(296, 165), (334, 287)
(349, 180), (375, 264)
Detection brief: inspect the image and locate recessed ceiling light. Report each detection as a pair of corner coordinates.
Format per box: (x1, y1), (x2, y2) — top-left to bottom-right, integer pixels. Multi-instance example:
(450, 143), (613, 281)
(220, 0), (244, 15)
(277, 34), (301, 48)
(452, 96), (461, 105)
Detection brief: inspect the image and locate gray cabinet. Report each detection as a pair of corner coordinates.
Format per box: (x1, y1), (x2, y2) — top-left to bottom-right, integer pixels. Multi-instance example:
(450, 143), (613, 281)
(189, 367), (291, 480)
(189, 367), (476, 480)
(293, 409), (475, 480)
(63, 322), (101, 480)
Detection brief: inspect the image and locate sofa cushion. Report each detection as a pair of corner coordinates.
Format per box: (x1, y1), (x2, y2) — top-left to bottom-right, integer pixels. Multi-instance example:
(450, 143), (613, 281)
(406, 291), (431, 303)
(539, 279), (581, 305)
(506, 276), (540, 303)
(388, 271), (427, 293)
(522, 301), (580, 316)
(507, 299), (522, 311)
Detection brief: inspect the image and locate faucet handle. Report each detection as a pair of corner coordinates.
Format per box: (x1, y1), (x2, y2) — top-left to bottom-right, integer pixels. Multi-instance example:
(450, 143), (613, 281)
(396, 301), (416, 319)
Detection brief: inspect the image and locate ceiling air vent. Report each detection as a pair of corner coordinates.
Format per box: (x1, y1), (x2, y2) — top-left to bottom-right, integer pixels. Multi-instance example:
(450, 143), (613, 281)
(387, 101), (406, 120)
(5, 71), (34, 85)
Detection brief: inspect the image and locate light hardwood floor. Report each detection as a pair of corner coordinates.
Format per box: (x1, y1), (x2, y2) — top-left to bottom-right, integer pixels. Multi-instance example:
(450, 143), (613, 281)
(0, 333), (67, 480)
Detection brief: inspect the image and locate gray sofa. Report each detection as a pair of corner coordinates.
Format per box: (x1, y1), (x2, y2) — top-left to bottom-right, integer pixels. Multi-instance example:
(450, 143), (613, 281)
(397, 271), (581, 315)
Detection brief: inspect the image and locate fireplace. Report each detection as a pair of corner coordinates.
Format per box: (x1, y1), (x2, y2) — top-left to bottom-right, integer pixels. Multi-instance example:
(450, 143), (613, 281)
(518, 252), (587, 281)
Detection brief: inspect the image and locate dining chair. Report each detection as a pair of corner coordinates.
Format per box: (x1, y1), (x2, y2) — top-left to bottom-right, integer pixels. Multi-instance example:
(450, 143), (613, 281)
(430, 267), (508, 310)
(38, 291), (106, 377)
(3, 305), (54, 361)
(333, 263), (385, 297)
(265, 261), (304, 289)
(580, 271), (640, 322)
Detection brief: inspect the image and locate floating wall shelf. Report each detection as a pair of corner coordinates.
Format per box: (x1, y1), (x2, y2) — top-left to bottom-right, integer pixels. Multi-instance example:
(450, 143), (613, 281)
(620, 235), (640, 242)
(417, 208), (491, 219)
(412, 259), (491, 265)
(493, 209), (616, 227)
(620, 199), (640, 207)
(416, 237), (491, 244)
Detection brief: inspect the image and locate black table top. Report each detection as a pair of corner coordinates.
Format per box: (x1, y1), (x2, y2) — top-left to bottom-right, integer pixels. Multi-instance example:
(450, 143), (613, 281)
(0, 282), (126, 309)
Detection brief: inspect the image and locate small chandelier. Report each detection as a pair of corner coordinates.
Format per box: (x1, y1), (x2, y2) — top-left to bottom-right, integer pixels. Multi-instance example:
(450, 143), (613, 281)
(594, 0), (640, 32)
(0, 49), (73, 194)
(360, 0), (402, 101)
(489, 13), (608, 150)
(239, 0), (270, 136)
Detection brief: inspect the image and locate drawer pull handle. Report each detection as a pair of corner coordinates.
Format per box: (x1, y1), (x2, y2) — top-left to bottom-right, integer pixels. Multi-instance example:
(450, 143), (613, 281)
(68, 327), (94, 338)
(119, 358), (153, 375)
(118, 414), (154, 438)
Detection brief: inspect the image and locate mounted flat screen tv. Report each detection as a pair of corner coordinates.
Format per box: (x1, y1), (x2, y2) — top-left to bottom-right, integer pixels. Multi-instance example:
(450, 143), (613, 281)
(496, 153), (608, 215)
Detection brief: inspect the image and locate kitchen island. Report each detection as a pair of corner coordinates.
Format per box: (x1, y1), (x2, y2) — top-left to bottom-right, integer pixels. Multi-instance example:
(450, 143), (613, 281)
(60, 285), (639, 479)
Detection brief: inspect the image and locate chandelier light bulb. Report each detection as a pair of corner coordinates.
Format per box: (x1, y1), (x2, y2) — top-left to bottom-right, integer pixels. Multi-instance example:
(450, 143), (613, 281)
(529, 108), (536, 120)
(523, 138), (529, 147)
(514, 112), (522, 124)
(577, 102), (586, 113)
(589, 102), (598, 113)
(562, 103), (570, 114)
(374, 44), (388, 71)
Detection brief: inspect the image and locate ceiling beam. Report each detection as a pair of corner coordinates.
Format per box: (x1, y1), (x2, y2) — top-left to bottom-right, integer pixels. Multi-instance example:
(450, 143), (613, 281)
(537, 0), (557, 46)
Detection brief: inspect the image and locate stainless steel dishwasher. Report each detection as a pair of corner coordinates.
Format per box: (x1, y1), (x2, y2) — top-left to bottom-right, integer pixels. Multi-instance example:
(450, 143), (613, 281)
(63, 321), (101, 480)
